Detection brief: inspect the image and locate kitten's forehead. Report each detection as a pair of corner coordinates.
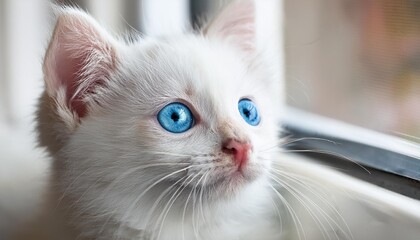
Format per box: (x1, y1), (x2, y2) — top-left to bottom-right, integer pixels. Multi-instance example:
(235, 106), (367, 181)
(125, 36), (256, 120)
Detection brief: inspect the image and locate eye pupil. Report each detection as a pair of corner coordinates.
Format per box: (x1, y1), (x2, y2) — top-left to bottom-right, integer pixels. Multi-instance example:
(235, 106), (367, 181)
(242, 109), (250, 118)
(171, 112), (179, 122)
(243, 109), (250, 118)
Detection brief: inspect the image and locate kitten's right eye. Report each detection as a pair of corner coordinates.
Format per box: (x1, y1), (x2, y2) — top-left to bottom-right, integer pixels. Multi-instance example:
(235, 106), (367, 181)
(158, 103), (194, 133)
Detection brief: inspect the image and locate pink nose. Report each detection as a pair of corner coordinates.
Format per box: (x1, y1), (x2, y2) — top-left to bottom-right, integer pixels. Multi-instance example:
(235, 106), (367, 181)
(222, 139), (252, 168)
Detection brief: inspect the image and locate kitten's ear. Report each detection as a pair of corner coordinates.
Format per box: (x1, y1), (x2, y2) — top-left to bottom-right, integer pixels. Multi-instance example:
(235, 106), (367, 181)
(203, 0), (255, 53)
(43, 8), (118, 128)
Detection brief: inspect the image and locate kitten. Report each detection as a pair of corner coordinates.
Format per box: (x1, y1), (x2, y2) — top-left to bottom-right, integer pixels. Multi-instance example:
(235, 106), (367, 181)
(36, 1), (291, 239)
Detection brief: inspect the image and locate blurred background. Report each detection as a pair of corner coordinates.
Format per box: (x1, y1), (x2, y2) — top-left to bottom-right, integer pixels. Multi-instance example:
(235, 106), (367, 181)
(286, 0), (420, 143)
(0, 0), (420, 238)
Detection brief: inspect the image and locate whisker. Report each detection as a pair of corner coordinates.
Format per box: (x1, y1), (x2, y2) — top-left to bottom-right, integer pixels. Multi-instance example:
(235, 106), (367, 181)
(70, 175), (106, 211)
(259, 137), (338, 153)
(392, 131), (420, 141)
(198, 171), (210, 224)
(272, 170), (354, 240)
(192, 170), (208, 240)
(182, 170), (206, 240)
(56, 167), (92, 209)
(268, 183), (306, 240)
(269, 194), (284, 235)
(140, 150), (216, 158)
(263, 149), (371, 174)
(155, 171), (203, 240)
(115, 166), (193, 238)
(269, 173), (329, 239)
(281, 137), (338, 147)
(142, 175), (189, 239)
(97, 162), (198, 235)
(269, 173), (338, 240)
(152, 177), (189, 240)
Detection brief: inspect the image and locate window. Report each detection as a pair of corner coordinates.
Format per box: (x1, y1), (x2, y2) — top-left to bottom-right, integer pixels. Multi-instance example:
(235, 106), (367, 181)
(283, 0), (420, 198)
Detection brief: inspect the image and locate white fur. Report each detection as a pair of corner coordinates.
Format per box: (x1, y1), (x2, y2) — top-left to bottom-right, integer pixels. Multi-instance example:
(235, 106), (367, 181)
(58, 36), (282, 240)
(40, 2), (361, 240)
(40, 1), (285, 239)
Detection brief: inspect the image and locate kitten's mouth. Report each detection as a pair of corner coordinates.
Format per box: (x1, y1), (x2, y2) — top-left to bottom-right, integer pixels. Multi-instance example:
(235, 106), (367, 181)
(209, 164), (261, 190)
(161, 157), (263, 200)
(157, 165), (262, 205)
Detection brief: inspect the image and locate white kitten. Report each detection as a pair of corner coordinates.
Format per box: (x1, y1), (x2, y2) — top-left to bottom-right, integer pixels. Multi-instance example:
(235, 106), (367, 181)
(36, 1), (290, 239)
(23, 1), (420, 239)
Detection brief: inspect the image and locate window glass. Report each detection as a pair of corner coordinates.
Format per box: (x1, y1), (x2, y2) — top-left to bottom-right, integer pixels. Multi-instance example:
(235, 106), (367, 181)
(285, 0), (420, 143)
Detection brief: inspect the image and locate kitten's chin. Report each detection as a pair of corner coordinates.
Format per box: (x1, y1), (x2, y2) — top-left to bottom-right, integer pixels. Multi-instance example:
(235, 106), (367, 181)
(231, 167), (260, 184)
(210, 166), (265, 199)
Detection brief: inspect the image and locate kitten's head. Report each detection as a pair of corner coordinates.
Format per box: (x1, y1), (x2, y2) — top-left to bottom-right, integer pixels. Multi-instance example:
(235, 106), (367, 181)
(38, 0), (281, 221)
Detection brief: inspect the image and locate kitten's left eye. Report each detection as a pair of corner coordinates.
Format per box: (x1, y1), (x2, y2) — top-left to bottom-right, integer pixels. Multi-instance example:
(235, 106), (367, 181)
(238, 99), (260, 126)
(158, 102), (194, 133)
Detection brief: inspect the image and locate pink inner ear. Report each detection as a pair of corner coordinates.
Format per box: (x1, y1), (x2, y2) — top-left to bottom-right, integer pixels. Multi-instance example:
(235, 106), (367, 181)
(44, 12), (116, 119)
(55, 46), (89, 118)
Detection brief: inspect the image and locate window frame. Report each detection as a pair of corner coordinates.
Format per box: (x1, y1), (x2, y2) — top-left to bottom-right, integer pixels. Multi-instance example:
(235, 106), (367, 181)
(282, 107), (420, 200)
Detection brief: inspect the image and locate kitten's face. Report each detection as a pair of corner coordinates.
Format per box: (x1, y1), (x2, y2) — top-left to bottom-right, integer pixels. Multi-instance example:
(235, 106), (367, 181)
(39, 1), (281, 225)
(68, 37), (279, 201)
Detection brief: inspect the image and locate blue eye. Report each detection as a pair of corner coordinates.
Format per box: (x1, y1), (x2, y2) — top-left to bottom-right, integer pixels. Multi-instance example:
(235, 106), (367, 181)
(238, 99), (260, 126)
(158, 102), (194, 133)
